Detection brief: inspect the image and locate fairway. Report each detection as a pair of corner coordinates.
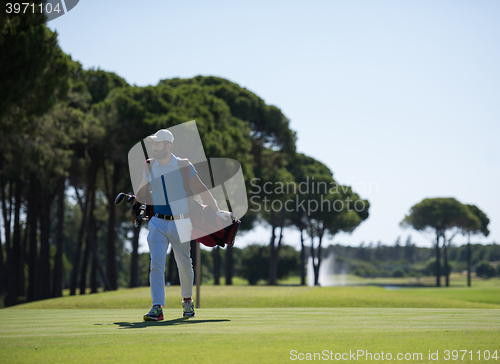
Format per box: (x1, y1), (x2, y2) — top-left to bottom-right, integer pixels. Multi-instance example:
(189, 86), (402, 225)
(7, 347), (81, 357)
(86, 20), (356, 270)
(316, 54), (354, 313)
(0, 308), (499, 364)
(8, 284), (500, 309)
(2, 285), (500, 363)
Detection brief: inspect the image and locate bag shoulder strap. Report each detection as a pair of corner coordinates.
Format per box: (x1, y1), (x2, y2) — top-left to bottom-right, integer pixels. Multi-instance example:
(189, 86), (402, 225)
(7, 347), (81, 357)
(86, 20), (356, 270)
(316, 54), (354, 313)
(143, 158), (155, 181)
(178, 158), (193, 197)
(142, 159), (155, 211)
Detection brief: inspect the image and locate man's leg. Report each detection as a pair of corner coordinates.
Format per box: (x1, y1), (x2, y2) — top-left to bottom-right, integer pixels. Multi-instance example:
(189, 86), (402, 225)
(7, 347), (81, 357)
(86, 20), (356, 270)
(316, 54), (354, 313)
(168, 219), (194, 317)
(169, 237), (194, 299)
(147, 220), (169, 307)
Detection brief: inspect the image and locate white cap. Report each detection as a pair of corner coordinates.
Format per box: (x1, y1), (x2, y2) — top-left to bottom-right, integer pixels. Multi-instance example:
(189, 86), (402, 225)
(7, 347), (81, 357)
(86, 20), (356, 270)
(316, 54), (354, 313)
(147, 129), (174, 143)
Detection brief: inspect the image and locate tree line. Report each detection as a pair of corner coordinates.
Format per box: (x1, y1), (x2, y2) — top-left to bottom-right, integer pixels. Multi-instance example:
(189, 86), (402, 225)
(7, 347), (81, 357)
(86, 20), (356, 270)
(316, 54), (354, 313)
(324, 238), (499, 281)
(177, 239), (500, 285)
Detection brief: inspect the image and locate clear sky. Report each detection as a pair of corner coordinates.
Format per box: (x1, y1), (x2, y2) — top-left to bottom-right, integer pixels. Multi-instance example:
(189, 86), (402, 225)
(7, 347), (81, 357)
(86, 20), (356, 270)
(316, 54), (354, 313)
(49, 0), (500, 251)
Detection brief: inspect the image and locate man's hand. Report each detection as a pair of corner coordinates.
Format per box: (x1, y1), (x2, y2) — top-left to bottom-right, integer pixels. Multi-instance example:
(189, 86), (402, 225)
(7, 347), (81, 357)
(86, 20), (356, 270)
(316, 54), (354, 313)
(216, 210), (233, 221)
(131, 201), (143, 213)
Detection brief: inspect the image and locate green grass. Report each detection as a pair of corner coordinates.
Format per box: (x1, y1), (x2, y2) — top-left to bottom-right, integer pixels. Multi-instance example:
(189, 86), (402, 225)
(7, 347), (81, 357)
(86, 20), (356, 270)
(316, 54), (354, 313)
(0, 308), (499, 363)
(2, 284), (500, 363)
(401, 287), (500, 306)
(8, 284), (500, 310)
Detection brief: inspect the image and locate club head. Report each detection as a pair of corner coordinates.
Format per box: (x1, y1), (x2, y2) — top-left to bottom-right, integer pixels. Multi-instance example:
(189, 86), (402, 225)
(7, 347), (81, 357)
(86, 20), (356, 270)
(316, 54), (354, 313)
(114, 192), (127, 205)
(127, 195), (136, 203)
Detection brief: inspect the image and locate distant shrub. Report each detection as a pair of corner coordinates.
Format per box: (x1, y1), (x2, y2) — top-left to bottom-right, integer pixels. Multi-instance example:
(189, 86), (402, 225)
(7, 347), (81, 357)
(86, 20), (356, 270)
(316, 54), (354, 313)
(392, 268), (405, 278)
(378, 269), (392, 278)
(277, 245), (300, 280)
(475, 261), (496, 278)
(353, 268), (366, 277)
(237, 244), (300, 285)
(239, 244), (267, 285)
(425, 258), (452, 277)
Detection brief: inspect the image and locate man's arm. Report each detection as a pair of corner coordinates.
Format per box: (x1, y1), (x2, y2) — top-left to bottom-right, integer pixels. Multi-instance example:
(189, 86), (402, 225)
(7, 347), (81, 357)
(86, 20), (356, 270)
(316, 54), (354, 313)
(135, 178), (150, 205)
(187, 164), (232, 220)
(135, 160), (153, 205)
(190, 174), (219, 211)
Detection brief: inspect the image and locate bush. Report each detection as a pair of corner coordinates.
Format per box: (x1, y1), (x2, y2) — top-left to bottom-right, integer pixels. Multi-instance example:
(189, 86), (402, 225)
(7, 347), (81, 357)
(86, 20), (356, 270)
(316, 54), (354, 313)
(378, 269), (392, 278)
(353, 268), (366, 277)
(425, 258), (452, 277)
(237, 244), (300, 285)
(276, 245), (300, 280)
(238, 244), (267, 285)
(392, 268), (405, 278)
(475, 261), (496, 278)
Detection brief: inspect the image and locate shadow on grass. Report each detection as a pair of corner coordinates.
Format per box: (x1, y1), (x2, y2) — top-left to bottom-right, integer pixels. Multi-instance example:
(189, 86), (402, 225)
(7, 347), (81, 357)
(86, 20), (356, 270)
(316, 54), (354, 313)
(112, 317), (230, 329)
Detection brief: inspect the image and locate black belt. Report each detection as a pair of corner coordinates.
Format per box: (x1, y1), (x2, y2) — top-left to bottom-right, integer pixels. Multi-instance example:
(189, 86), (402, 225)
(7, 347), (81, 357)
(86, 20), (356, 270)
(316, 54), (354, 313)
(153, 213), (189, 220)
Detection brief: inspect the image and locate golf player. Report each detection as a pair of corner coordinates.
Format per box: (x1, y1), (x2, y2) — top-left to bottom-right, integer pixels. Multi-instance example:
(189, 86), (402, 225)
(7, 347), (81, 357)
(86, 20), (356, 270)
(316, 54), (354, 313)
(135, 129), (231, 321)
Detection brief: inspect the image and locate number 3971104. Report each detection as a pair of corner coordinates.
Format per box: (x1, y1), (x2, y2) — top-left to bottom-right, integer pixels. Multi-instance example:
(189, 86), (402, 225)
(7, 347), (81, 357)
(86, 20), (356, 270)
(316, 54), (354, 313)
(6, 2), (62, 14)
(444, 350), (498, 361)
